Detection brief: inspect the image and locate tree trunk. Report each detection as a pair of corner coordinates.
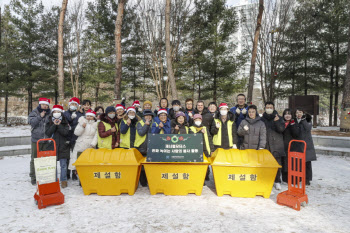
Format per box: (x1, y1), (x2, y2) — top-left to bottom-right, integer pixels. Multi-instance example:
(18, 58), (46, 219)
(304, 36), (307, 96)
(58, 0), (68, 102)
(114, 0), (126, 100)
(247, 0), (264, 104)
(340, 8), (350, 132)
(334, 41), (340, 126)
(165, 0), (178, 99)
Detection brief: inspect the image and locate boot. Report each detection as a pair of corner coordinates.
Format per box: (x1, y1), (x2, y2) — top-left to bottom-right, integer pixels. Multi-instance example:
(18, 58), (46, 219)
(31, 179), (36, 186)
(72, 170), (78, 181)
(205, 168), (210, 181)
(305, 179), (310, 186)
(67, 169), (71, 180)
(61, 181), (68, 188)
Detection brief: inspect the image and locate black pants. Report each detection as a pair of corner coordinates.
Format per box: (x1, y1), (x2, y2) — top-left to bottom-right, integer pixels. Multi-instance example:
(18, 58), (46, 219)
(306, 161), (312, 182)
(275, 157), (282, 183)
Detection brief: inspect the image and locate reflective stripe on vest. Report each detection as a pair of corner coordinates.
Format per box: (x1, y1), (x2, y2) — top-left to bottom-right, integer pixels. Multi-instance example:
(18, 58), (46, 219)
(213, 119), (233, 147)
(134, 120), (147, 147)
(190, 126), (211, 154)
(98, 121), (119, 149)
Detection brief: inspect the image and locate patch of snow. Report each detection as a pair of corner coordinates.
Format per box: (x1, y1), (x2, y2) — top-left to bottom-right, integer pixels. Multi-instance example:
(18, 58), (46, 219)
(0, 145), (31, 152)
(0, 125), (31, 137)
(0, 154), (349, 233)
(313, 127), (340, 131)
(315, 146), (350, 153)
(312, 135), (350, 140)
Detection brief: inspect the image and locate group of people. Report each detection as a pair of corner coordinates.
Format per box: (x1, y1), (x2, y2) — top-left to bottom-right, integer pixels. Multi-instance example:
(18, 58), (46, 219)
(28, 94), (316, 190)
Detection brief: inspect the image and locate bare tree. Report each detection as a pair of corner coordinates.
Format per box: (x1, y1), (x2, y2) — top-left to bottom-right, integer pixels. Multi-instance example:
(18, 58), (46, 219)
(247, 0), (264, 104)
(58, 0), (68, 101)
(165, 0), (178, 99)
(340, 8), (350, 132)
(114, 0), (127, 100)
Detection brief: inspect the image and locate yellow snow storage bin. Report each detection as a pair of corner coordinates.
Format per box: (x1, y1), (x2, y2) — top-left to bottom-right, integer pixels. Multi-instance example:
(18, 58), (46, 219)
(211, 149), (281, 198)
(142, 155), (210, 196)
(73, 148), (143, 195)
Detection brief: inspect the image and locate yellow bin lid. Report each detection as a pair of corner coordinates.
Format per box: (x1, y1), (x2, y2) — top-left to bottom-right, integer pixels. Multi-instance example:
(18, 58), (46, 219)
(210, 148), (281, 168)
(73, 148), (144, 166)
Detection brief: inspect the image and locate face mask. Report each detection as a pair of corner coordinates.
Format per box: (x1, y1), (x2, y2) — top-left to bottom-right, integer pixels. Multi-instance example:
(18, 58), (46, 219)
(70, 105), (77, 111)
(129, 115), (135, 120)
(220, 110), (228, 116)
(173, 106), (180, 112)
(265, 109), (274, 115)
(53, 113), (61, 119)
(195, 121), (201, 126)
(108, 113), (115, 119)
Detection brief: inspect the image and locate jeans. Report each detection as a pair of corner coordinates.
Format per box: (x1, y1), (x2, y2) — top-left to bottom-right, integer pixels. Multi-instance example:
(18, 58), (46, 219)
(30, 142), (45, 181)
(59, 159), (68, 182)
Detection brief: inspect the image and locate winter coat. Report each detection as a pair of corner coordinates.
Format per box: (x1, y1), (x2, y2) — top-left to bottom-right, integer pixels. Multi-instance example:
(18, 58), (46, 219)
(230, 104), (249, 129)
(98, 113), (120, 149)
(28, 107), (51, 143)
(63, 110), (84, 145)
(297, 118), (317, 162)
(120, 115), (142, 148)
(283, 120), (301, 156)
(237, 115), (266, 150)
(68, 117), (98, 170)
(261, 111), (286, 157)
(194, 107), (214, 133)
(151, 117), (172, 134)
(171, 119), (191, 134)
(45, 114), (70, 161)
(136, 119), (153, 155)
(210, 111), (238, 149)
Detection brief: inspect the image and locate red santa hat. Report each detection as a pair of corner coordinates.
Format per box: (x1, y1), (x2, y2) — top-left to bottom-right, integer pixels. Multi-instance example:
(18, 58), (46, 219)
(69, 97), (80, 106)
(115, 104), (126, 111)
(127, 106), (136, 113)
(157, 108), (168, 116)
(86, 109), (96, 117)
(132, 100), (141, 107)
(52, 105), (64, 112)
(219, 103), (229, 109)
(39, 97), (50, 106)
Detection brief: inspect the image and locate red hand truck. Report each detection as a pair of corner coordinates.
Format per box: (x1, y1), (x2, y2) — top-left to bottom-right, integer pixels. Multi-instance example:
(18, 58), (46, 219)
(277, 140), (308, 211)
(34, 138), (64, 209)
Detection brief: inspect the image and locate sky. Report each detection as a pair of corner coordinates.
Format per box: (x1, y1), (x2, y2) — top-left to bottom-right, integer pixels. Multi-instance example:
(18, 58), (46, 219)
(1, 0), (242, 11)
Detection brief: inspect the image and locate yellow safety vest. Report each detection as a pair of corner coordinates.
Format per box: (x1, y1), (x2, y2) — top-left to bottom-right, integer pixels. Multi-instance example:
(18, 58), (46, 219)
(120, 119), (148, 148)
(98, 121), (119, 149)
(212, 119), (234, 147)
(153, 122), (165, 134)
(134, 120), (149, 147)
(190, 126), (211, 154)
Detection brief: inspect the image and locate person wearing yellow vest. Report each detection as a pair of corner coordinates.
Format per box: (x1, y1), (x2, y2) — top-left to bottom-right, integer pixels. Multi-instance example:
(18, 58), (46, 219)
(97, 106), (119, 149)
(120, 106), (142, 149)
(136, 109), (154, 187)
(190, 114), (214, 157)
(151, 109), (171, 134)
(115, 104), (126, 125)
(171, 112), (191, 134)
(211, 103), (238, 150)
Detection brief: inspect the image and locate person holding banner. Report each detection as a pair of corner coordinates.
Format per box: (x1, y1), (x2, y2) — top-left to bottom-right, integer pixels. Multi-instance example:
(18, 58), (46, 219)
(151, 109), (171, 134)
(120, 106), (141, 149)
(45, 105), (70, 188)
(171, 112), (191, 134)
(190, 114), (214, 158)
(97, 106), (119, 149)
(211, 103), (238, 150)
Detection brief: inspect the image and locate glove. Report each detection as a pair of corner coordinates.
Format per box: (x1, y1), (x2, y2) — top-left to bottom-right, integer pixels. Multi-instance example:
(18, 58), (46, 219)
(138, 107), (142, 112)
(305, 113), (312, 122)
(301, 115), (306, 121)
(216, 122), (221, 128)
(259, 148), (264, 150)
(122, 97), (126, 101)
(236, 108), (241, 114)
(71, 112), (77, 119)
(290, 120), (295, 125)
(156, 106), (160, 111)
(242, 108), (247, 115)
(243, 125), (249, 131)
(188, 112), (193, 117)
(232, 144), (237, 149)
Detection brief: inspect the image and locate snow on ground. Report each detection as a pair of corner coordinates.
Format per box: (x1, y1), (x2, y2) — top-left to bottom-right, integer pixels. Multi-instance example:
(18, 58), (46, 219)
(312, 126), (340, 131)
(0, 125), (31, 137)
(0, 154), (349, 233)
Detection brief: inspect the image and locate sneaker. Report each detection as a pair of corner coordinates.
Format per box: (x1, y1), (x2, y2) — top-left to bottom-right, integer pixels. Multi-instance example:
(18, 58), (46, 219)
(305, 180), (310, 186)
(274, 182), (281, 190)
(31, 179), (36, 186)
(61, 181), (68, 188)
